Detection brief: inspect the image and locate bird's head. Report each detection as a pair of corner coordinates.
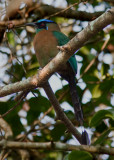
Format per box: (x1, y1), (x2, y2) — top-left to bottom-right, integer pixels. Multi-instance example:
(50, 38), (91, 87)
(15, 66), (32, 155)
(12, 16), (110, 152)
(21, 19), (60, 32)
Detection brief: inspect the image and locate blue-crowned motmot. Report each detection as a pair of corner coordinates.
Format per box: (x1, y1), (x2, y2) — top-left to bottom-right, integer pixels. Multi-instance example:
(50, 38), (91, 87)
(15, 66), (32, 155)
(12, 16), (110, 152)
(24, 19), (83, 125)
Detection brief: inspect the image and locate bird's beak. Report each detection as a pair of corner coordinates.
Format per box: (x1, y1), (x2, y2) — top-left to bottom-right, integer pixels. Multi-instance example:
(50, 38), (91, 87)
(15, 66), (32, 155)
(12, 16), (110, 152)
(24, 22), (37, 27)
(15, 22), (37, 28)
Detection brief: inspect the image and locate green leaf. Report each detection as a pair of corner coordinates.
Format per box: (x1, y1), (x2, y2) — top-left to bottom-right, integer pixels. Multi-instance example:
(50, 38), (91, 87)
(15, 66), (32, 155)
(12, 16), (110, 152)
(64, 110), (74, 119)
(90, 109), (114, 127)
(92, 84), (102, 98)
(68, 151), (93, 160)
(94, 127), (114, 145)
(80, 46), (90, 55)
(51, 123), (66, 141)
(99, 76), (113, 92)
(27, 62), (39, 70)
(96, 121), (108, 133)
(0, 101), (24, 136)
(27, 96), (50, 124)
(7, 32), (15, 46)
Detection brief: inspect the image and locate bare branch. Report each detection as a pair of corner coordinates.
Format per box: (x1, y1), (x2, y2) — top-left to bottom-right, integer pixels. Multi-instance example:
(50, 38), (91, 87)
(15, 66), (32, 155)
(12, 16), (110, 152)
(35, 4), (104, 21)
(0, 140), (114, 155)
(43, 82), (82, 144)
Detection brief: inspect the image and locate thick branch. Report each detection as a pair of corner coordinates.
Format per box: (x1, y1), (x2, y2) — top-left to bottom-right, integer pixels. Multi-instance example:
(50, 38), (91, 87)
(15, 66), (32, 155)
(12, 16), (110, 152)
(35, 4), (103, 21)
(0, 140), (114, 155)
(0, 8), (114, 97)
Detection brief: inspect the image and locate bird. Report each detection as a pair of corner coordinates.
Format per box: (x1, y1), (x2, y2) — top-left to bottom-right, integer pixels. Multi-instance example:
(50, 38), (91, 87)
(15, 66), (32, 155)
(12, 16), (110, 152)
(22, 19), (83, 125)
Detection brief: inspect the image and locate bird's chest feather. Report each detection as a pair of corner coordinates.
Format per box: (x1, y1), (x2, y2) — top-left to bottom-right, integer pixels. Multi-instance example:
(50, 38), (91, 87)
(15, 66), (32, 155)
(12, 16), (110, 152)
(33, 30), (58, 67)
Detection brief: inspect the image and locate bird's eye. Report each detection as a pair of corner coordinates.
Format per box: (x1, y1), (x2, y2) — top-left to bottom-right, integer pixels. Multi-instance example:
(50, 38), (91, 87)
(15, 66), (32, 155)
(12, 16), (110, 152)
(38, 22), (47, 30)
(40, 22), (45, 27)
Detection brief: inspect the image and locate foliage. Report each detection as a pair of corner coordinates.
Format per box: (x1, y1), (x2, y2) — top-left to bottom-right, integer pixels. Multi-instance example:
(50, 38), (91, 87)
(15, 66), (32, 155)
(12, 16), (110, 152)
(0, 0), (114, 159)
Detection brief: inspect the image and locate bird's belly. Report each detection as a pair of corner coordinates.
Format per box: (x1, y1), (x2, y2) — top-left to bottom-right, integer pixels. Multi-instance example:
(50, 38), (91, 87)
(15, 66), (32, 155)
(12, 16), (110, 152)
(33, 31), (58, 67)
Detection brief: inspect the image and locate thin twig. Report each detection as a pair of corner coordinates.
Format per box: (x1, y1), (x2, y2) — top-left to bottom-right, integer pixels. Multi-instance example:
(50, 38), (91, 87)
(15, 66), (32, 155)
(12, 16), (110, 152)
(46, 1), (82, 19)
(6, 70), (19, 81)
(0, 91), (28, 118)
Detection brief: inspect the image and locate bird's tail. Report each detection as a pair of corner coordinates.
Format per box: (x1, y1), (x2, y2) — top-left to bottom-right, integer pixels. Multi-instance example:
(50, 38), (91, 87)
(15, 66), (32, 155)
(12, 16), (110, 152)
(68, 74), (83, 125)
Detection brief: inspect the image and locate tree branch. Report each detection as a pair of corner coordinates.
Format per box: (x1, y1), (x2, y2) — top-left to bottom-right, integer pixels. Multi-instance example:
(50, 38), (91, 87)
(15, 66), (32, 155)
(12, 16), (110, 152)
(0, 118), (13, 139)
(0, 19), (26, 29)
(43, 82), (82, 144)
(0, 8), (114, 98)
(36, 4), (104, 21)
(0, 140), (114, 155)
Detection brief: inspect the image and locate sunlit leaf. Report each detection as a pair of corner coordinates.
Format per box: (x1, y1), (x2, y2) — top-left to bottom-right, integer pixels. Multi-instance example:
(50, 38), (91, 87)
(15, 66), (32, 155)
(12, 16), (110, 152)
(80, 46), (90, 55)
(90, 109), (114, 127)
(7, 32), (15, 46)
(92, 84), (102, 98)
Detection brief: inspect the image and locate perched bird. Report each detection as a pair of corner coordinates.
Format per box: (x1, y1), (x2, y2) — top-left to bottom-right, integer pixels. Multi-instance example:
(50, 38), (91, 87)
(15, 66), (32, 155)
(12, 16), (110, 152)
(23, 19), (83, 125)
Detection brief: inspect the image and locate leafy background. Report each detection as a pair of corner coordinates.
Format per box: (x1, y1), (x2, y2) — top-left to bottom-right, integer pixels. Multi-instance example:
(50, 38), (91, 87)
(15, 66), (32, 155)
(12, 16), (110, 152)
(0, 0), (114, 159)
